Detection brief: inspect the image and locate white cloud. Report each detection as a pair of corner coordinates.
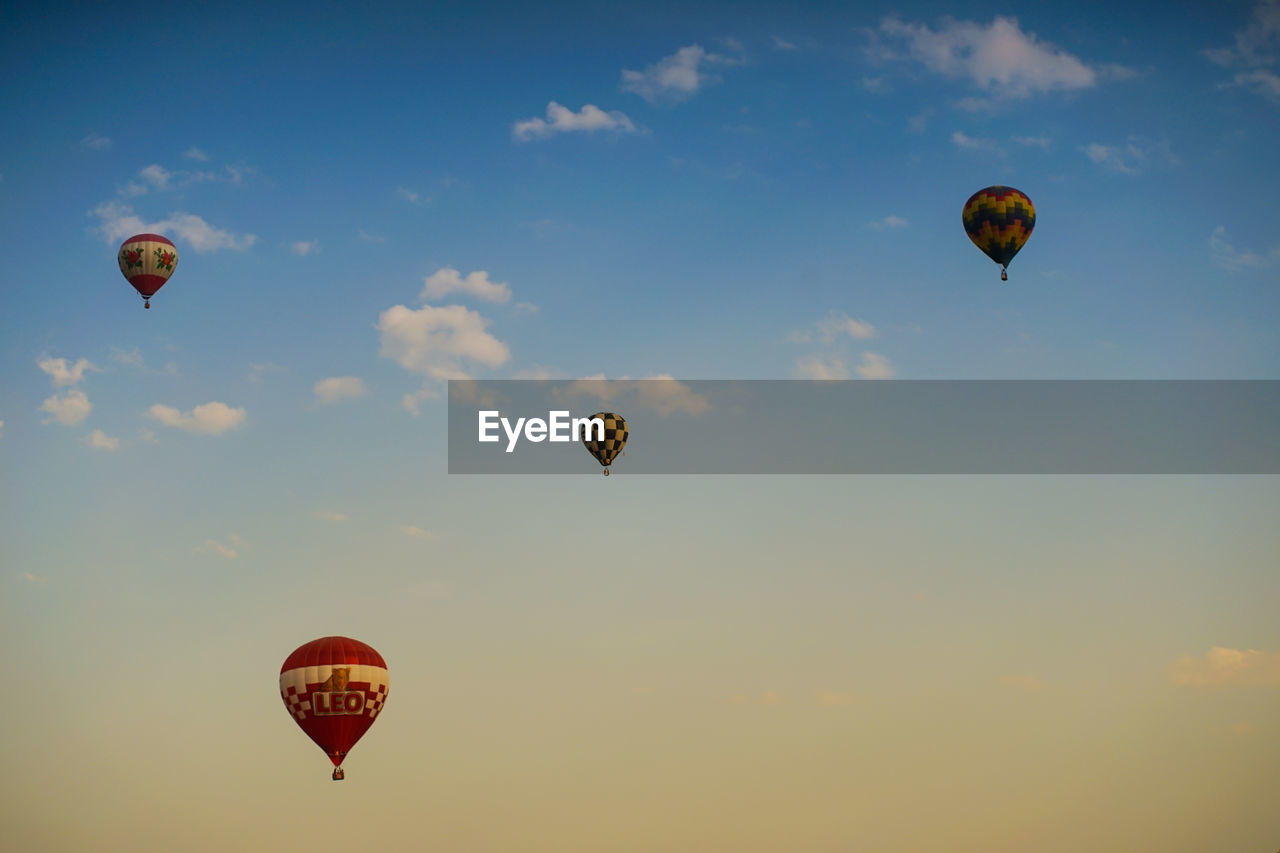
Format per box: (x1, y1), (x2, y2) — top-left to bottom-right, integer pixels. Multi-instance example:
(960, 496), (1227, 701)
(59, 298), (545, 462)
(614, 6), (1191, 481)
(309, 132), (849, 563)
(420, 268), (512, 304)
(1169, 647), (1280, 687)
(140, 164), (173, 189)
(773, 36), (797, 50)
(183, 146), (209, 161)
(247, 362), (286, 384)
(1209, 226), (1280, 271)
(861, 75), (888, 93)
(397, 187), (424, 204)
(358, 229), (387, 243)
(790, 311), (878, 344)
(377, 304), (511, 411)
(314, 510), (349, 523)
(952, 130), (996, 150)
(1204, 0), (1280, 101)
(400, 525), (434, 539)
(21, 572), (49, 584)
(1012, 134), (1052, 147)
(92, 202), (256, 251)
(147, 401), (246, 435)
(621, 44), (742, 104)
(314, 376), (368, 404)
(196, 534), (243, 560)
(556, 376), (711, 416)
(513, 101), (638, 141)
(82, 132), (111, 150)
(868, 214), (909, 229)
(291, 239), (320, 256)
(876, 15), (1126, 100)
(85, 429), (121, 451)
(112, 347), (145, 368)
(856, 352), (895, 379)
(1081, 137), (1179, 174)
(40, 390), (92, 425)
(794, 356), (849, 380)
(38, 356), (98, 387)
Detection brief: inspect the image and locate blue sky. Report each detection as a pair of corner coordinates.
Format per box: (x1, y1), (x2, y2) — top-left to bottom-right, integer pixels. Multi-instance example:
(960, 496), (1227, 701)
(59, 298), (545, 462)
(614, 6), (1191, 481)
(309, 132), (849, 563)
(2, 2), (1279, 850)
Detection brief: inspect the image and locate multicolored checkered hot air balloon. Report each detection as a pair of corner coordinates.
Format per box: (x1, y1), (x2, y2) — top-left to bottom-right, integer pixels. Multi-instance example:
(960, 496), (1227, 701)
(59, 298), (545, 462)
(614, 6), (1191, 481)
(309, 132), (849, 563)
(962, 186), (1035, 281)
(117, 233), (178, 308)
(582, 411), (628, 476)
(280, 636), (389, 781)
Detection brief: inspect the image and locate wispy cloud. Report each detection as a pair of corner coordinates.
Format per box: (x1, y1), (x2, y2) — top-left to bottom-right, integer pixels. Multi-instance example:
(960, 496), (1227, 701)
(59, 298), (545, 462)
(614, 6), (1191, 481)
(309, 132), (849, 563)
(358, 229), (387, 243)
(857, 352), (895, 379)
(729, 691), (783, 705)
(40, 390), (92, 426)
(21, 572), (49, 584)
(621, 44), (744, 104)
(290, 239), (320, 256)
(788, 311), (878, 344)
(1081, 137), (1179, 174)
(38, 356), (98, 387)
(314, 376), (368, 404)
(147, 401), (246, 435)
(773, 36), (797, 51)
(195, 534), (243, 560)
(1012, 134), (1052, 148)
(400, 525), (434, 539)
(183, 146), (209, 161)
(1210, 225), (1280, 270)
(868, 214), (909, 229)
(314, 510), (349, 523)
(92, 202), (257, 251)
(378, 303), (511, 413)
(420, 268), (512, 304)
(85, 429), (121, 451)
(397, 187), (425, 205)
(1170, 647), (1280, 687)
(556, 376), (711, 416)
(512, 102), (639, 141)
(871, 15), (1131, 101)
(247, 362), (286, 384)
(1203, 1), (1280, 102)
(794, 356), (849, 380)
(82, 132), (111, 151)
(952, 130), (998, 151)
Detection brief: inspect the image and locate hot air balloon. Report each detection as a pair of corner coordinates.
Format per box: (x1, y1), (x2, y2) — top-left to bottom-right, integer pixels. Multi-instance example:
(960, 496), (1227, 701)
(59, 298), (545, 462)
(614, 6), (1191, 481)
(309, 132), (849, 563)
(279, 636), (389, 781)
(582, 411), (628, 476)
(962, 186), (1035, 281)
(118, 233), (178, 308)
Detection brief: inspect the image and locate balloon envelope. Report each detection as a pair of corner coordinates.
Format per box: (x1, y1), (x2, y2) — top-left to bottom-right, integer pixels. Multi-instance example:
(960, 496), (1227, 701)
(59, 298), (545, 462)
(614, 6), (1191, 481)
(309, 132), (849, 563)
(118, 233), (178, 302)
(961, 186), (1035, 271)
(279, 636), (389, 771)
(582, 412), (628, 468)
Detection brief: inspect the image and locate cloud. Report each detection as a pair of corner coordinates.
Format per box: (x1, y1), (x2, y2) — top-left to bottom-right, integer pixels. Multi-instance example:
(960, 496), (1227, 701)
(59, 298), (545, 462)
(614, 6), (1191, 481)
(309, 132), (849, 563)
(1081, 137), (1179, 174)
(875, 15), (1128, 100)
(871, 214), (909, 229)
(400, 525), (434, 539)
(952, 130), (997, 150)
(40, 390), (92, 425)
(85, 429), (120, 451)
(1169, 647), (1280, 688)
(1209, 225), (1280, 270)
(999, 675), (1046, 691)
(794, 356), (849, 380)
(0, 420), (4, 438)
(1203, 1), (1280, 100)
(816, 690), (862, 706)
(729, 691), (783, 705)
(397, 187), (424, 205)
(377, 304), (511, 412)
(140, 164), (173, 189)
(195, 534), (243, 560)
(773, 36), (797, 50)
(556, 376), (711, 416)
(92, 202), (256, 251)
(147, 401), (246, 435)
(247, 362), (286, 384)
(856, 352), (895, 379)
(38, 356), (98, 387)
(21, 572), (49, 584)
(621, 44), (743, 104)
(1012, 134), (1052, 147)
(82, 132), (111, 150)
(512, 102), (638, 141)
(421, 268), (512, 304)
(359, 229), (387, 243)
(112, 347), (145, 368)
(789, 311), (878, 343)
(183, 147), (209, 161)
(291, 239), (320, 256)
(314, 376), (368, 404)
(314, 510), (349, 522)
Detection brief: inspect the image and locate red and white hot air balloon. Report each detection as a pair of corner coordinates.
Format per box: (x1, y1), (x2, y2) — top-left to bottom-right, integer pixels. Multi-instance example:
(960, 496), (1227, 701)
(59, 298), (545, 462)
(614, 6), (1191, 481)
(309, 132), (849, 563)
(279, 636), (389, 780)
(117, 233), (178, 309)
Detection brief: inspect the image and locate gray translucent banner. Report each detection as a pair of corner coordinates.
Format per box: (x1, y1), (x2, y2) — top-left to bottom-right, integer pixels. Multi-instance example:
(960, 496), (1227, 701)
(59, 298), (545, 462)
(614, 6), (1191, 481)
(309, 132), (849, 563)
(446, 380), (1280, 474)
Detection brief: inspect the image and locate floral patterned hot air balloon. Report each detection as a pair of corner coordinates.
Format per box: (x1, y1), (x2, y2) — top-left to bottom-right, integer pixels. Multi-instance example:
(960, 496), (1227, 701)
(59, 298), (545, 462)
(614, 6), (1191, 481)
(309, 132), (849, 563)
(118, 233), (178, 308)
(582, 411), (628, 476)
(961, 186), (1035, 281)
(279, 636), (389, 780)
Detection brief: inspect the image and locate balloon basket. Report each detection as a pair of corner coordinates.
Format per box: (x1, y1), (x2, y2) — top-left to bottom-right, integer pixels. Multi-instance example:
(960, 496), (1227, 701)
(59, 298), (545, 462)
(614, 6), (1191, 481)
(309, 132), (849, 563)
(332, 768), (345, 781)
(602, 468), (610, 476)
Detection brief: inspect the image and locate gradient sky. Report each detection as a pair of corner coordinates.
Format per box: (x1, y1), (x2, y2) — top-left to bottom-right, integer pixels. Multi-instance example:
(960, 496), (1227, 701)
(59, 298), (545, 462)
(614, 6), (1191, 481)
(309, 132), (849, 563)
(2, 1), (1279, 851)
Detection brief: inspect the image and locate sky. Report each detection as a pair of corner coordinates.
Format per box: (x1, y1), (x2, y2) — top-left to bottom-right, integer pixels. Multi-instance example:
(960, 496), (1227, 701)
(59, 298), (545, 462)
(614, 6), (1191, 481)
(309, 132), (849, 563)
(1, 0), (1279, 850)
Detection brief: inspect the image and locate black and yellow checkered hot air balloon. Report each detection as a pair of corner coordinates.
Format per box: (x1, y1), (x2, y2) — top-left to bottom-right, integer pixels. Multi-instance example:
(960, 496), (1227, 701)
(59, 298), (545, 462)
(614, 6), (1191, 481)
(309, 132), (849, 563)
(962, 186), (1035, 281)
(582, 412), (628, 476)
